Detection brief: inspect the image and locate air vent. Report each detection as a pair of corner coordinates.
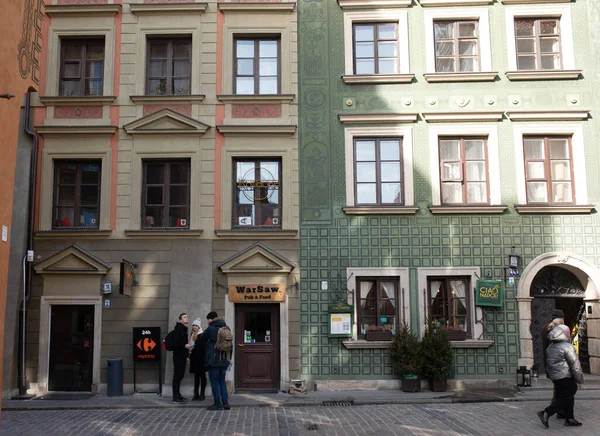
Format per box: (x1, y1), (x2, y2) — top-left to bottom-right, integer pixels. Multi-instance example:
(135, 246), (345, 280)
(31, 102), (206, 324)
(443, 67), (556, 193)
(322, 400), (355, 407)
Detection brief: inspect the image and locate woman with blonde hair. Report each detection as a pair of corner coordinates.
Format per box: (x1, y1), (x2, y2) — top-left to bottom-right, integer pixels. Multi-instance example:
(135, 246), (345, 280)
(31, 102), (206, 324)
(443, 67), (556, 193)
(189, 318), (208, 401)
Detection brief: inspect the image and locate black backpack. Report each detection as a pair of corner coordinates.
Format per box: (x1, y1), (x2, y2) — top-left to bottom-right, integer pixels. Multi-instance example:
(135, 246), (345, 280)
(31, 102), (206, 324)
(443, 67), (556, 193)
(164, 330), (176, 351)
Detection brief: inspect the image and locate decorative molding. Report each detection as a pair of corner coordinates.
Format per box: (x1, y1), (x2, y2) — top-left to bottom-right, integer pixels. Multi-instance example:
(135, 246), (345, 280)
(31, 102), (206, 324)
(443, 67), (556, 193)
(129, 3), (207, 15)
(130, 95), (205, 104)
(339, 113), (418, 124)
(501, 0), (570, 3)
(428, 205), (508, 214)
(34, 230), (112, 240)
(34, 244), (112, 274)
(342, 74), (414, 84)
(58, 0), (107, 3)
(39, 96), (116, 106)
(44, 4), (122, 17)
(342, 340), (392, 349)
(35, 125), (117, 135)
(514, 205), (595, 214)
(217, 94), (295, 104)
(421, 112), (504, 122)
(419, 0), (493, 5)
(423, 72), (498, 83)
(124, 229), (204, 239)
(216, 125), (297, 136)
(217, 242), (296, 274)
(232, 104), (282, 119)
(143, 104), (192, 117)
(218, 3), (296, 12)
(55, 106), (103, 119)
(343, 206), (419, 215)
(505, 70), (582, 81)
(450, 340), (494, 349)
(214, 230), (299, 240)
(123, 108), (210, 135)
(505, 110), (590, 121)
(338, 0), (411, 8)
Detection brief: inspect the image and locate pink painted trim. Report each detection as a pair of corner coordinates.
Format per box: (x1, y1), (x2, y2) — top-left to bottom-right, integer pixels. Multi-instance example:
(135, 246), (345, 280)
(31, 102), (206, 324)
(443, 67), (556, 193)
(57, 0), (108, 4)
(54, 106), (103, 119)
(232, 104), (282, 118)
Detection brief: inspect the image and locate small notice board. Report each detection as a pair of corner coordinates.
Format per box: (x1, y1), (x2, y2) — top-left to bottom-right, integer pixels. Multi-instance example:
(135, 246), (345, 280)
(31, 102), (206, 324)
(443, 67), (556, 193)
(328, 304), (353, 338)
(475, 280), (504, 308)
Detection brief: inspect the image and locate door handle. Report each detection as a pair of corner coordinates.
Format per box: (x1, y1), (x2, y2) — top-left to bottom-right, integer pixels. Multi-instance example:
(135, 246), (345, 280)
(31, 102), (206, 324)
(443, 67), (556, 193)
(238, 343), (244, 347)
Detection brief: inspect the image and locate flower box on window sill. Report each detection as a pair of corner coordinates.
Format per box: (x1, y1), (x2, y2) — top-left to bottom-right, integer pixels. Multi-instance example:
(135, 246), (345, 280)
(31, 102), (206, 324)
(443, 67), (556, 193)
(365, 330), (392, 341)
(443, 330), (468, 341)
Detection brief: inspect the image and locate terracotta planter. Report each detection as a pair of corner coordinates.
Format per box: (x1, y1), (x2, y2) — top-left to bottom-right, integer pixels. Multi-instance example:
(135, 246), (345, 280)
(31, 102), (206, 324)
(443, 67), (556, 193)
(366, 330), (392, 341)
(429, 379), (448, 392)
(401, 378), (421, 393)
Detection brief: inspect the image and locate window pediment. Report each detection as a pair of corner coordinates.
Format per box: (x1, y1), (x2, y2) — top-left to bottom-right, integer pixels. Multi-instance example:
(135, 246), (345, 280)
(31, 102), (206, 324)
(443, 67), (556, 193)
(123, 108), (210, 135)
(218, 242), (295, 274)
(34, 244), (112, 275)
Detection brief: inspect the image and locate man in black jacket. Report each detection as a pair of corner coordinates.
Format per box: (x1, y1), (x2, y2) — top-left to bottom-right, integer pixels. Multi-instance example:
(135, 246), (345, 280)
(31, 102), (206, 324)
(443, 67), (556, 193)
(171, 313), (191, 403)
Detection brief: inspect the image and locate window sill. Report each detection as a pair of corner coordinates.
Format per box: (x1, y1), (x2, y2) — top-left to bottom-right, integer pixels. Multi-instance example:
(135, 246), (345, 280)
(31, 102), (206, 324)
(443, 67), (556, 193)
(343, 206), (419, 215)
(505, 110), (590, 121)
(45, 4), (121, 17)
(130, 3), (208, 15)
(35, 230), (112, 240)
(338, 0), (412, 8)
(514, 205), (595, 214)
(217, 94), (295, 104)
(421, 111), (504, 122)
(216, 125), (297, 136)
(39, 96), (116, 106)
(125, 229), (204, 239)
(419, 0), (494, 5)
(423, 72), (498, 83)
(501, 0), (571, 4)
(35, 125), (118, 136)
(342, 340), (391, 349)
(429, 205), (508, 214)
(339, 113), (418, 124)
(215, 230), (298, 240)
(342, 74), (415, 84)
(505, 70), (582, 81)
(130, 95), (206, 104)
(450, 340), (494, 349)
(218, 3), (296, 12)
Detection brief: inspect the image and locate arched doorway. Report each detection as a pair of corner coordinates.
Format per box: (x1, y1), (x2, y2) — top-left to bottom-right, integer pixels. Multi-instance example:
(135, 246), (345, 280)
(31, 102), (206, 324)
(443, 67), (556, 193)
(529, 266), (589, 374)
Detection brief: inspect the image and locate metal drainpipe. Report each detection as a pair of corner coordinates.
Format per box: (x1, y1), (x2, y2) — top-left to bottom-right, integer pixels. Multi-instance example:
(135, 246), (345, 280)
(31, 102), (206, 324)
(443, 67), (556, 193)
(19, 91), (38, 395)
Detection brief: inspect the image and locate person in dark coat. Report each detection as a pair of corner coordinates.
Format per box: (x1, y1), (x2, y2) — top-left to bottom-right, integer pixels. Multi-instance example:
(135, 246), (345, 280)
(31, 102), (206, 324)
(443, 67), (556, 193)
(537, 324), (584, 428)
(171, 313), (191, 403)
(204, 311), (231, 411)
(189, 318), (208, 401)
(540, 309), (566, 419)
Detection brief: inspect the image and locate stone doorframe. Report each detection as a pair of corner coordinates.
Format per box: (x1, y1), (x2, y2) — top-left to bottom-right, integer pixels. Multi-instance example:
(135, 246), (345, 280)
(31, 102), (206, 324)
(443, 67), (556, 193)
(517, 251), (600, 373)
(37, 296), (103, 393)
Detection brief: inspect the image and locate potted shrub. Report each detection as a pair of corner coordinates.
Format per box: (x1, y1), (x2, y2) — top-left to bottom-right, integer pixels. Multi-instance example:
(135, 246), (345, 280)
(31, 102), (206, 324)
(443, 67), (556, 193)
(421, 322), (454, 392)
(390, 323), (422, 392)
(365, 324), (393, 341)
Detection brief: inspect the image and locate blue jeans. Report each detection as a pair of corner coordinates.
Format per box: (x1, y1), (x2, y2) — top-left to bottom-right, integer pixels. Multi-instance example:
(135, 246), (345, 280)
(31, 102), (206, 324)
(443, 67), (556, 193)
(208, 366), (228, 406)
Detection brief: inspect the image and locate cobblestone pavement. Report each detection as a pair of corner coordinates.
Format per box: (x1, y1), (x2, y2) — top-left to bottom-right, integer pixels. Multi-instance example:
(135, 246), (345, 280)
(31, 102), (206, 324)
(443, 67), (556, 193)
(2, 400), (599, 436)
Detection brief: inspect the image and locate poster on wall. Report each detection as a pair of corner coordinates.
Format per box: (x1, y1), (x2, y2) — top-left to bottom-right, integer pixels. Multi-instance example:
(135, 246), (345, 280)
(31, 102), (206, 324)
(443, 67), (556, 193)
(328, 304), (353, 338)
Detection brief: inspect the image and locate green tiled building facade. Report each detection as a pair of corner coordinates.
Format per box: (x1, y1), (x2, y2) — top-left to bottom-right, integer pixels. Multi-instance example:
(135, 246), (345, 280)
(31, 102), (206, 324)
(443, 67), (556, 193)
(298, 0), (600, 386)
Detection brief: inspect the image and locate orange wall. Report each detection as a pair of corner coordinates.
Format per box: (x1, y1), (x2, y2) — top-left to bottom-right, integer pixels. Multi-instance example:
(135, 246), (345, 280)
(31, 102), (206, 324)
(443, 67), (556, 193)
(0, 0), (41, 408)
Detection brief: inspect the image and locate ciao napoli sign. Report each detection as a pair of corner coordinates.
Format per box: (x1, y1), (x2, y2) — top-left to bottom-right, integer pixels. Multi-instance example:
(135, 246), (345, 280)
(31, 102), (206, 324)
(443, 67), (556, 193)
(475, 280), (504, 307)
(228, 284), (286, 303)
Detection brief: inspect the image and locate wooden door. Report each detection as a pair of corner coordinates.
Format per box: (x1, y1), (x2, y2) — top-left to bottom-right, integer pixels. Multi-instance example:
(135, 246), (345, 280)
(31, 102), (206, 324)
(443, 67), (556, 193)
(235, 304), (280, 391)
(48, 305), (94, 391)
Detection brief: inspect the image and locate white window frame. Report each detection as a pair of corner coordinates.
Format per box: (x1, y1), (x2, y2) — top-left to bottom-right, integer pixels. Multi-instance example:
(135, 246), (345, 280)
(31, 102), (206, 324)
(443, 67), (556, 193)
(344, 126), (414, 208)
(424, 8), (492, 74)
(428, 125), (500, 206)
(513, 124), (587, 205)
(505, 4), (575, 71)
(343, 10), (410, 76)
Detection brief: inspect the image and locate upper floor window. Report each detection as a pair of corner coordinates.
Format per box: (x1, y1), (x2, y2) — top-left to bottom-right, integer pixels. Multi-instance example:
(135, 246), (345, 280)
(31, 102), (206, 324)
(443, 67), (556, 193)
(234, 38), (280, 94)
(439, 137), (488, 205)
(524, 136), (573, 204)
(515, 18), (561, 70)
(357, 278), (398, 339)
(353, 23), (398, 75)
(233, 159), (281, 229)
(428, 277), (471, 339)
(60, 39), (104, 97)
(354, 138), (403, 206)
(434, 20), (479, 73)
(142, 160), (190, 228)
(53, 161), (101, 229)
(146, 37), (192, 96)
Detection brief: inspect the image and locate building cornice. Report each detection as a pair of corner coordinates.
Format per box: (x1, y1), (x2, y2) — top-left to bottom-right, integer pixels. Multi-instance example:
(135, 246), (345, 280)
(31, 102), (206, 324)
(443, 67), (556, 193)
(216, 125), (297, 136)
(35, 125), (118, 136)
(506, 70), (582, 81)
(34, 230), (112, 240)
(217, 94), (295, 104)
(44, 4), (121, 17)
(218, 3), (296, 13)
(342, 74), (414, 84)
(129, 3), (208, 15)
(339, 113), (418, 124)
(124, 230), (204, 239)
(343, 206), (419, 215)
(338, 0), (411, 9)
(129, 95), (206, 104)
(429, 205), (508, 214)
(501, 0), (571, 4)
(505, 110), (590, 121)
(423, 72), (498, 83)
(215, 230), (299, 240)
(418, 0), (493, 5)
(514, 205), (595, 214)
(421, 112), (504, 122)
(39, 96), (116, 106)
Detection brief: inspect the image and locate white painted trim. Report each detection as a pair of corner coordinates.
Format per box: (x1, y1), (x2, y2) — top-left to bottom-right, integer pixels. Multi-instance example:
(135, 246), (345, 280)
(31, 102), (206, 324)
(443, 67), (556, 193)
(512, 123), (587, 205)
(346, 267), (411, 338)
(504, 4), (575, 71)
(344, 126), (414, 208)
(38, 297), (103, 393)
(428, 124), (500, 206)
(343, 10), (410, 76)
(417, 267), (483, 339)
(424, 8), (492, 74)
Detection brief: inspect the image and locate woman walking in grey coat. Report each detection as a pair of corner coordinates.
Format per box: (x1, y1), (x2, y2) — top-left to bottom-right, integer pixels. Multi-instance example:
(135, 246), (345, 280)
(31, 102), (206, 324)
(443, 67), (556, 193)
(537, 324), (584, 428)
